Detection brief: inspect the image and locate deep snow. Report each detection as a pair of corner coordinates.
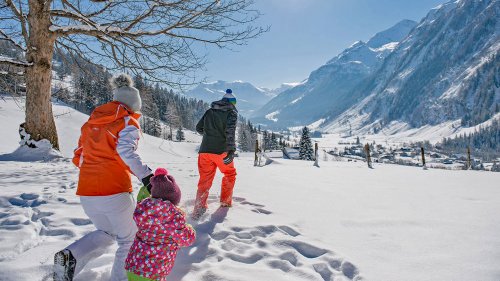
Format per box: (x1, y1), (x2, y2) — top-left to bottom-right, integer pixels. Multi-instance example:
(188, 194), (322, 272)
(1, 97), (500, 281)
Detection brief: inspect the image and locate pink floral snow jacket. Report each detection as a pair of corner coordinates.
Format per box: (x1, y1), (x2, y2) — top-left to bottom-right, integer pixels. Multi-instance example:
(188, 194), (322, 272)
(125, 198), (196, 281)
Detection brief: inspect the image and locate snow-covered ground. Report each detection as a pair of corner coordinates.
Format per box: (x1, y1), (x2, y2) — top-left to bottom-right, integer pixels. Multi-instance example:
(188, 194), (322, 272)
(1, 97), (500, 281)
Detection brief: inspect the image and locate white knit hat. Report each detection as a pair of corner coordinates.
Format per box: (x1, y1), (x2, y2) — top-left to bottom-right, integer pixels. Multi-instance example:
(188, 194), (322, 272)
(110, 73), (142, 112)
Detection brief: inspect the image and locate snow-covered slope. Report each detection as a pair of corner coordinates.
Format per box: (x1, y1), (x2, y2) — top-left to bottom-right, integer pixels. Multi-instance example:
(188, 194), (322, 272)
(251, 20), (417, 128)
(185, 80), (276, 116)
(1, 97), (500, 281)
(322, 0), (500, 134)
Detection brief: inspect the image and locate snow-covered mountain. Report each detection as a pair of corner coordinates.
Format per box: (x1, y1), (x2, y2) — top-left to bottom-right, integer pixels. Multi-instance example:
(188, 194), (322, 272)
(251, 19), (417, 128)
(259, 82), (301, 97)
(185, 80), (277, 116)
(322, 0), (500, 133)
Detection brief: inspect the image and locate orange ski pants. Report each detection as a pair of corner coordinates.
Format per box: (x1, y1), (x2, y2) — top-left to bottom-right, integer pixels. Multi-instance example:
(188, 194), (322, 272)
(195, 153), (237, 208)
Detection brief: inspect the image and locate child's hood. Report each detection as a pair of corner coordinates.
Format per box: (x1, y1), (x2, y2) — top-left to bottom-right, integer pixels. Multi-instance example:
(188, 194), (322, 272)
(135, 197), (186, 226)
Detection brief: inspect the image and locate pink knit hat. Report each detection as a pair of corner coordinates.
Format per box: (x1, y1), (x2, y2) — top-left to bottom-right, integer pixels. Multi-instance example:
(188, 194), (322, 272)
(150, 168), (181, 205)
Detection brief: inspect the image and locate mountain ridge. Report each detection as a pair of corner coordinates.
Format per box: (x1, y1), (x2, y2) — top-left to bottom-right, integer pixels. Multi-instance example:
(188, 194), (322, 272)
(321, 0), (500, 134)
(185, 80), (293, 116)
(251, 19), (418, 128)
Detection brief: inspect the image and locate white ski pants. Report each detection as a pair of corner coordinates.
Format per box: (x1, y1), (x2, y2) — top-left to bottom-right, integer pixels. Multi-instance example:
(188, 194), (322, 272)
(66, 193), (137, 281)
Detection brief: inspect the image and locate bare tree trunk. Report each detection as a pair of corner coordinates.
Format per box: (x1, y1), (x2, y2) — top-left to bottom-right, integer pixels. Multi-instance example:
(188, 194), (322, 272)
(24, 0), (59, 150)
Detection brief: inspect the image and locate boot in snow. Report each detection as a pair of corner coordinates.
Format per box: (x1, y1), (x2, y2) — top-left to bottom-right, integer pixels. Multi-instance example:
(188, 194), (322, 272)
(191, 206), (207, 221)
(53, 249), (76, 281)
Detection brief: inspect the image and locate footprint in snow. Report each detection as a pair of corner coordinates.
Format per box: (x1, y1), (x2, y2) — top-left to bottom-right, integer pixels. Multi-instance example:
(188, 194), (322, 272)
(20, 193), (39, 200)
(233, 197), (273, 215)
(8, 193), (47, 208)
(174, 196), (362, 281)
(31, 210), (54, 222)
(70, 218), (93, 226)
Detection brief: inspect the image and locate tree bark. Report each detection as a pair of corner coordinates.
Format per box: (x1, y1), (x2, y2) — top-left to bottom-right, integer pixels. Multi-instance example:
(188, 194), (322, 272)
(24, 0), (59, 150)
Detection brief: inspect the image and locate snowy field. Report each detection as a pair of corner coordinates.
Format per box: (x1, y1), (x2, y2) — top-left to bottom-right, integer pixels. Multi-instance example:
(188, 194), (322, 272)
(1, 97), (500, 281)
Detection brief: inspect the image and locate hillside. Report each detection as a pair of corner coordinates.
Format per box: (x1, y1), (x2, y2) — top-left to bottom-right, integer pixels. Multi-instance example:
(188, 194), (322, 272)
(251, 20), (417, 128)
(322, 0), (499, 133)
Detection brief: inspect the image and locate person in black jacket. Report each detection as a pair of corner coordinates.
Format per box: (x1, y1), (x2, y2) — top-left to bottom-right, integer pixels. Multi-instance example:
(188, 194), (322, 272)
(193, 89), (238, 218)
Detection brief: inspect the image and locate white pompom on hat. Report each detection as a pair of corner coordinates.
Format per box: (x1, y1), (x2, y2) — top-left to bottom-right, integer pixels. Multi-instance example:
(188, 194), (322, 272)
(110, 73), (142, 112)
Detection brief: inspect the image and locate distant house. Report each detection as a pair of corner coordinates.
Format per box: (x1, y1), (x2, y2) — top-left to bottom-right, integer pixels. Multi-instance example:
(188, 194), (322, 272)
(282, 147), (300, 160)
(399, 152), (411, 157)
(443, 159), (454, 164)
(401, 147), (413, 153)
(430, 153), (443, 159)
(491, 162), (500, 172)
(379, 154), (395, 162)
(353, 148), (363, 155)
(451, 154), (467, 161)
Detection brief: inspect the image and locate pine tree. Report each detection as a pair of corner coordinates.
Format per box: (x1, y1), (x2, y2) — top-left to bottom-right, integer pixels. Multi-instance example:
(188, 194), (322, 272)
(164, 102), (181, 138)
(270, 132), (278, 150)
(238, 121), (250, 152)
(148, 103), (163, 137)
(150, 118), (162, 137)
(299, 126), (314, 161)
(262, 130), (269, 151)
(176, 127), (185, 142)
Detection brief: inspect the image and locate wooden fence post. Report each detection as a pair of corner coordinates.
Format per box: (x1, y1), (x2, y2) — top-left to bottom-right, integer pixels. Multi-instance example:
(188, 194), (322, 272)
(467, 146), (472, 170)
(364, 143), (372, 168)
(421, 147), (427, 170)
(314, 142), (319, 167)
(254, 139), (259, 167)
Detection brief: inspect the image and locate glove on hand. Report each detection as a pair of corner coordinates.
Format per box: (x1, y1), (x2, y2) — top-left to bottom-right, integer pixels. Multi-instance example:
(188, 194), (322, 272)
(223, 150), (235, 165)
(142, 174), (154, 192)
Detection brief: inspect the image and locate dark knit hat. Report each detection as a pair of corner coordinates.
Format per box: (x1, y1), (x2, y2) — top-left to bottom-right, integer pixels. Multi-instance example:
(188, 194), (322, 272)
(150, 168), (181, 205)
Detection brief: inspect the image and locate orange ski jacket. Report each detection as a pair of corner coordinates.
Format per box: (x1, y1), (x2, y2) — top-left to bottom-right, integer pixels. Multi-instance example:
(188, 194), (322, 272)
(73, 101), (151, 196)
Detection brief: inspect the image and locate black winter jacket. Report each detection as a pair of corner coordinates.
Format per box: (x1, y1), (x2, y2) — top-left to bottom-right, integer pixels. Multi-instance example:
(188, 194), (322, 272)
(196, 100), (238, 154)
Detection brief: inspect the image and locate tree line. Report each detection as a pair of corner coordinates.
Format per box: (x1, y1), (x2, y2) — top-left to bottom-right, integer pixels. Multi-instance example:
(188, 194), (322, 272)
(440, 119), (500, 161)
(1, 41), (210, 141)
(52, 55), (210, 139)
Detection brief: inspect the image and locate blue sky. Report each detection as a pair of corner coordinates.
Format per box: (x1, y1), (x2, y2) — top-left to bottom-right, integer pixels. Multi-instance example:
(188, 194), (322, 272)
(198, 0), (448, 89)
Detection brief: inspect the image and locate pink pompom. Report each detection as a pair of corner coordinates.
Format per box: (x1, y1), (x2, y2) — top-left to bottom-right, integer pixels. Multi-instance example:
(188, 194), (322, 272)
(154, 168), (168, 176)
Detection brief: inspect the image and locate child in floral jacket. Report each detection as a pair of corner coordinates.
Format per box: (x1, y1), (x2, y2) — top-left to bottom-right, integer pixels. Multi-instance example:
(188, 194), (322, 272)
(125, 168), (196, 281)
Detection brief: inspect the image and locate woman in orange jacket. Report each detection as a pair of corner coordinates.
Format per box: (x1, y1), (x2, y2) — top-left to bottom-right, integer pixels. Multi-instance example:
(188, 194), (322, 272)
(54, 74), (153, 281)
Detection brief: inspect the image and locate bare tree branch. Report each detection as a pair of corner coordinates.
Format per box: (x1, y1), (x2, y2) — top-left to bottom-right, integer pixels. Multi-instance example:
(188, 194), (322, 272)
(0, 56), (32, 67)
(85, 2), (118, 18)
(46, 0), (267, 88)
(0, 28), (26, 51)
(4, 0), (28, 43)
